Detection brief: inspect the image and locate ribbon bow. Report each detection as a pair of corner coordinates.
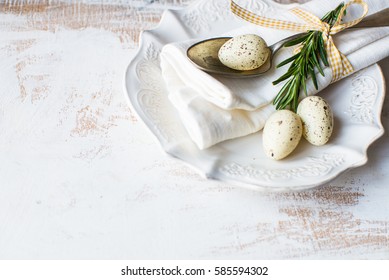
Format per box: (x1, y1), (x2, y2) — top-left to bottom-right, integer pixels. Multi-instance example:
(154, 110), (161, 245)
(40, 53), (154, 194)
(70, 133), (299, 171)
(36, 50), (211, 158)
(231, 0), (369, 81)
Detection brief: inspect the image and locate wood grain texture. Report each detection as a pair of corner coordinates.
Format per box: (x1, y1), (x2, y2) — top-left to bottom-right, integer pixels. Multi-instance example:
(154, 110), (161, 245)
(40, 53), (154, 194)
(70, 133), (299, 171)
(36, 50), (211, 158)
(0, 0), (388, 259)
(0, 0), (192, 47)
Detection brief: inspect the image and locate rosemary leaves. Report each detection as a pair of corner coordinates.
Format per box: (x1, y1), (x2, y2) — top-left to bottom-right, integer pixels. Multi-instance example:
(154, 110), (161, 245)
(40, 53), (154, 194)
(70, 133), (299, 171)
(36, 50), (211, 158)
(272, 2), (345, 112)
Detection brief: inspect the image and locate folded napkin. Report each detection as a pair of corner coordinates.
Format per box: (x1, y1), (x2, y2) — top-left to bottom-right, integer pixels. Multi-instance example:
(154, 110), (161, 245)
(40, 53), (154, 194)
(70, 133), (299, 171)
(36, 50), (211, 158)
(160, 0), (389, 149)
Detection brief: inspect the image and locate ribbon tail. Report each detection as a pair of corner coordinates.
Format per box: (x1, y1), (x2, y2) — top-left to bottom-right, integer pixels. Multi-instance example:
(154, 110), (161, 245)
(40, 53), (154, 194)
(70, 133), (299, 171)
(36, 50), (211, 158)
(230, 0), (311, 32)
(324, 35), (354, 82)
(340, 53), (354, 78)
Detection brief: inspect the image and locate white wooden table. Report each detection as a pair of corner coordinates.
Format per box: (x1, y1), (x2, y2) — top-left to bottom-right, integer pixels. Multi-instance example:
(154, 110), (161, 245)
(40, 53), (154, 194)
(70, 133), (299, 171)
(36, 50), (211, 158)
(0, 0), (388, 259)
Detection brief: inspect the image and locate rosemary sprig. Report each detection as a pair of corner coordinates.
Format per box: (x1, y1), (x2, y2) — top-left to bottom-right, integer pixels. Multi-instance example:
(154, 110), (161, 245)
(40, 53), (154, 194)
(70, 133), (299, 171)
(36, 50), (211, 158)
(272, 2), (345, 112)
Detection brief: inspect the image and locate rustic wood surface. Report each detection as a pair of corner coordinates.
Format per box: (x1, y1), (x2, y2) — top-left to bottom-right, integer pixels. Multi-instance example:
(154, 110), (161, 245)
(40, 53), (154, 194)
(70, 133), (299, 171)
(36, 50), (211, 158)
(0, 0), (388, 259)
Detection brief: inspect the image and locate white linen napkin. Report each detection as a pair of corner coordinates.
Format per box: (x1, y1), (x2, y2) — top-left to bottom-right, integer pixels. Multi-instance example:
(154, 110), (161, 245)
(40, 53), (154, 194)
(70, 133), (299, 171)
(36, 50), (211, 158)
(160, 0), (389, 149)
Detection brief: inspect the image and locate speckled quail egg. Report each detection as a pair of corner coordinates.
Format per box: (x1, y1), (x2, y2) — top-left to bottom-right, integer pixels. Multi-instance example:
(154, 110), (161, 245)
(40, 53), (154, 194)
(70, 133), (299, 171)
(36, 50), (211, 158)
(218, 34), (269, 71)
(297, 96), (334, 146)
(263, 110), (303, 160)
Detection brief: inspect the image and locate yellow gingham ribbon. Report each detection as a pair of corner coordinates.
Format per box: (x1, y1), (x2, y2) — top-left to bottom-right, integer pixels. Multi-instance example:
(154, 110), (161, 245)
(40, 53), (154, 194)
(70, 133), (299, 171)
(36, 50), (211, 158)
(231, 0), (369, 81)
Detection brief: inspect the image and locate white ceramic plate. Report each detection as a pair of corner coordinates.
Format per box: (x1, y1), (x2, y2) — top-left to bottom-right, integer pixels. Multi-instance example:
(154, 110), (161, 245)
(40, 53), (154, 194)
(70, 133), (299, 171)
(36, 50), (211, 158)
(124, 0), (385, 191)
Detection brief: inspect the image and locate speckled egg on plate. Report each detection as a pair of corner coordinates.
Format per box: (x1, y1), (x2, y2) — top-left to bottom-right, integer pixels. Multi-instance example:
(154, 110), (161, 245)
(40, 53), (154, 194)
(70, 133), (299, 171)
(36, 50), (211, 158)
(218, 34), (269, 71)
(297, 96), (334, 146)
(262, 110), (303, 160)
